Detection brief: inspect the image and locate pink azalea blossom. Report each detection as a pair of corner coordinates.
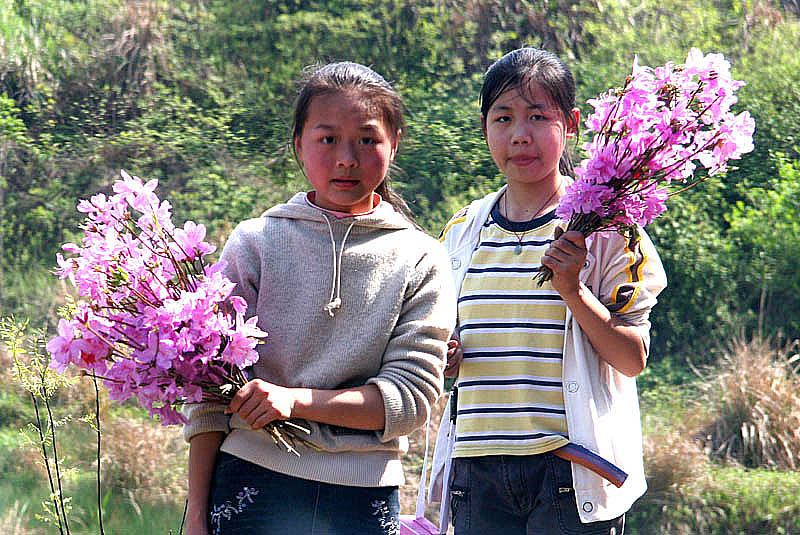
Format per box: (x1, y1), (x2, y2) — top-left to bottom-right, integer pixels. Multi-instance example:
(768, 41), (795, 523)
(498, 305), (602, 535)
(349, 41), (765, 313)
(172, 221), (217, 261)
(47, 170), (268, 426)
(536, 49), (754, 285)
(47, 319), (81, 372)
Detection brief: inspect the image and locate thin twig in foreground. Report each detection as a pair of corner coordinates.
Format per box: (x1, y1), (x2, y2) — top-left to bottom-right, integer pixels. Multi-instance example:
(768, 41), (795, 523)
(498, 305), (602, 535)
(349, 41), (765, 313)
(30, 393), (66, 535)
(92, 374), (106, 535)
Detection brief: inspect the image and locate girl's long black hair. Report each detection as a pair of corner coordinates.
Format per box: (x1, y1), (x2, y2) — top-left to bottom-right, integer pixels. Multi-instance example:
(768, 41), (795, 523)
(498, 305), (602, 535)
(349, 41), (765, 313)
(480, 47), (579, 177)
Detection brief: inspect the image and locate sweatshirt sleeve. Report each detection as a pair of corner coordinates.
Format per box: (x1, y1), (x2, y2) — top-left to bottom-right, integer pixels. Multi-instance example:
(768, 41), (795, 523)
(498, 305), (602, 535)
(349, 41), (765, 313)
(182, 221), (262, 442)
(595, 227), (667, 353)
(368, 241), (456, 441)
(182, 402), (230, 442)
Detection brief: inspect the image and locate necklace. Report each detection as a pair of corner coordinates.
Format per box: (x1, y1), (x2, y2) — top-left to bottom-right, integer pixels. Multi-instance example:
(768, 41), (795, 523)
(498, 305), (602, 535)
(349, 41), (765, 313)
(503, 181), (563, 255)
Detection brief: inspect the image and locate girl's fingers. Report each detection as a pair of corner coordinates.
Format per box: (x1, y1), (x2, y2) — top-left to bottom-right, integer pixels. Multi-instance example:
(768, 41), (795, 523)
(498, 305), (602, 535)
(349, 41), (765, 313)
(444, 340), (463, 378)
(248, 408), (277, 429)
(227, 379), (267, 414)
(550, 238), (582, 256)
(226, 386), (250, 414)
(561, 230), (585, 244)
(237, 396), (265, 421)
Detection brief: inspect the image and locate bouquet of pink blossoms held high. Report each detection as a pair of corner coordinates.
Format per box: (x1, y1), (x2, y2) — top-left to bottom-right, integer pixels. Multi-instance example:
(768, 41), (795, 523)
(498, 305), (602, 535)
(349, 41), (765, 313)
(536, 48), (755, 285)
(47, 170), (309, 454)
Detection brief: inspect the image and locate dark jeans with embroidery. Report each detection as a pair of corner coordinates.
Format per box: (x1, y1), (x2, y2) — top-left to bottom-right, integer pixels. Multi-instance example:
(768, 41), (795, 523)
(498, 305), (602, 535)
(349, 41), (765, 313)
(449, 454), (625, 535)
(208, 452), (400, 535)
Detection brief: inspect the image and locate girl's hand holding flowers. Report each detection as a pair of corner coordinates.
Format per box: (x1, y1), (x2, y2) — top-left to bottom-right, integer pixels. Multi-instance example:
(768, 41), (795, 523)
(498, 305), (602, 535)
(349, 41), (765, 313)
(541, 228), (587, 297)
(227, 379), (296, 430)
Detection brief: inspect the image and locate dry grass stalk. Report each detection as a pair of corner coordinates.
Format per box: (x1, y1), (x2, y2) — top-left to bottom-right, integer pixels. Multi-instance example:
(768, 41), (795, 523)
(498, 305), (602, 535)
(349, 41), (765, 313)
(100, 415), (188, 503)
(697, 335), (800, 469)
(642, 423), (711, 503)
(0, 501), (41, 535)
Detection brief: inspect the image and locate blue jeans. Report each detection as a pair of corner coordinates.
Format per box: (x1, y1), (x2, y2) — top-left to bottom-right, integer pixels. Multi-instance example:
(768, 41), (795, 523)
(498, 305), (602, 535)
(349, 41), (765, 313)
(208, 452), (400, 535)
(449, 454), (625, 535)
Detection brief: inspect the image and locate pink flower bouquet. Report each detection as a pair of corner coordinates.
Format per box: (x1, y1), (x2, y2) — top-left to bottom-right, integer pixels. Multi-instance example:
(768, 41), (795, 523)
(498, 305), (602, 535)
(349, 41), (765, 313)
(536, 48), (755, 285)
(47, 171), (309, 453)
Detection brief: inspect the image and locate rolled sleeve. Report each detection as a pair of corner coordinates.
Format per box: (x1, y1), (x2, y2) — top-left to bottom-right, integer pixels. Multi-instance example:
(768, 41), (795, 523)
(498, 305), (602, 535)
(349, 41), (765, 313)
(182, 402), (230, 442)
(596, 228), (667, 355)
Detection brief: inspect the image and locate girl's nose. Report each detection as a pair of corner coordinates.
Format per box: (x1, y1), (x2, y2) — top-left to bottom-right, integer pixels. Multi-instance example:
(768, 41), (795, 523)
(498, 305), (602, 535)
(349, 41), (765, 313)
(511, 125), (532, 145)
(336, 142), (358, 168)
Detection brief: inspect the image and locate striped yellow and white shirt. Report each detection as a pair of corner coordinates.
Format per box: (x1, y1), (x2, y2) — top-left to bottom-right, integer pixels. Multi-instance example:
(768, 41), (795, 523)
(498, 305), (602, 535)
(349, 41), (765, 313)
(453, 203), (569, 458)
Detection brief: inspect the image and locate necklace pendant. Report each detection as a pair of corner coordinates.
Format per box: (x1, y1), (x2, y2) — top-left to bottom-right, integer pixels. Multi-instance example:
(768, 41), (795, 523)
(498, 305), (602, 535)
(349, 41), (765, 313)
(514, 244), (523, 255)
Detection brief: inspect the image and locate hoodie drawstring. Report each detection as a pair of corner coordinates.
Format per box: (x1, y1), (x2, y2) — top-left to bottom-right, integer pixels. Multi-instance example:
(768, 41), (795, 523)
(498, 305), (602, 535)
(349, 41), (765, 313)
(322, 215), (357, 317)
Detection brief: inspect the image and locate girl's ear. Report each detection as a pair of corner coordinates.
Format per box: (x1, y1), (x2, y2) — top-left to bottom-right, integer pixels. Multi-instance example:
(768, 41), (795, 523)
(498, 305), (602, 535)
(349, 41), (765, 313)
(481, 114), (487, 138)
(390, 129), (402, 161)
(566, 107), (580, 139)
(294, 136), (303, 161)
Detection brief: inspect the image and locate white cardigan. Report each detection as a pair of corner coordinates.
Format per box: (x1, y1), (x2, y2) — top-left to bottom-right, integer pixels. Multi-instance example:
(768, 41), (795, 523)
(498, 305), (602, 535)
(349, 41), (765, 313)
(429, 186), (667, 525)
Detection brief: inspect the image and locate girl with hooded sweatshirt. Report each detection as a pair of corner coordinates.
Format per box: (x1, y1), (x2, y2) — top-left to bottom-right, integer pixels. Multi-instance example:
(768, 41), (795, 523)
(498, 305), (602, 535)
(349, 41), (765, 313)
(183, 61), (455, 535)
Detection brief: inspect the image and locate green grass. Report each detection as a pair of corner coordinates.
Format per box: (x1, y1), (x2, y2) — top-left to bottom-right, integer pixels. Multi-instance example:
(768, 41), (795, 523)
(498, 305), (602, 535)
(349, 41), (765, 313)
(0, 449), (187, 534)
(627, 465), (800, 535)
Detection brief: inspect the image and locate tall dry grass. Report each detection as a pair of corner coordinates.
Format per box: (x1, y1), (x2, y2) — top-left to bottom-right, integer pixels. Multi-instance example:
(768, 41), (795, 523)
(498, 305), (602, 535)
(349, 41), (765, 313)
(696, 335), (800, 469)
(99, 416), (188, 504)
(642, 424), (711, 502)
(630, 334), (800, 534)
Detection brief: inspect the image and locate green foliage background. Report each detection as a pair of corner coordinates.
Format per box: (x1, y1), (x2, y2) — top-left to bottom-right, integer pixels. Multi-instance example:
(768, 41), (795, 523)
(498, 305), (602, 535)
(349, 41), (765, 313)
(4, 0), (799, 365)
(2, 1), (800, 532)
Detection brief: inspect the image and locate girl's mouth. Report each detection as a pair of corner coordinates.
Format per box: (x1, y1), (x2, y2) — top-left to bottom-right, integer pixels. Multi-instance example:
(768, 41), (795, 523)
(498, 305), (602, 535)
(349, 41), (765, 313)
(510, 156), (537, 166)
(332, 178), (359, 188)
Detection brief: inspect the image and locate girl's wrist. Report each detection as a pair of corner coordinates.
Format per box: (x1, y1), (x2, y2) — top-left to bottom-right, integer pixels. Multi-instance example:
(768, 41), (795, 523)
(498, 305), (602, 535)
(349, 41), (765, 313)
(185, 501), (209, 522)
(557, 280), (588, 305)
(289, 387), (313, 420)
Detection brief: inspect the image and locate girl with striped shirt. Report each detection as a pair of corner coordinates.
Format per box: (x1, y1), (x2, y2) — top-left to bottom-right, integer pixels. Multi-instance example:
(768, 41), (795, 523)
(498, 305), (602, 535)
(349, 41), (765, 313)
(433, 47), (667, 535)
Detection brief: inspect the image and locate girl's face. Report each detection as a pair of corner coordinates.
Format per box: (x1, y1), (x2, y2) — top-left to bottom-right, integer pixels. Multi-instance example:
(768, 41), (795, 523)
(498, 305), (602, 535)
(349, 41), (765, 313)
(295, 91), (399, 214)
(483, 82), (578, 188)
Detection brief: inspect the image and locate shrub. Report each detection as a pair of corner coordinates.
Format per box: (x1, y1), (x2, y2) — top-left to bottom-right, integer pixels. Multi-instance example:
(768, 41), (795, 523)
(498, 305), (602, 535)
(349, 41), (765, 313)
(99, 416), (188, 504)
(696, 335), (800, 470)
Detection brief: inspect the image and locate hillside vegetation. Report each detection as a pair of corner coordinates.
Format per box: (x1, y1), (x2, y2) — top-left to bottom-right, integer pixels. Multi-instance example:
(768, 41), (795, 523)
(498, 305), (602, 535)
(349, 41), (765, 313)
(2, 0), (800, 533)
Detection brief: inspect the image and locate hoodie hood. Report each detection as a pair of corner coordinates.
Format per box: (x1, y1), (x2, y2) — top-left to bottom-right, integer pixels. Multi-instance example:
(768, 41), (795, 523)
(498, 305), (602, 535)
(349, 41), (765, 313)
(262, 192), (413, 231)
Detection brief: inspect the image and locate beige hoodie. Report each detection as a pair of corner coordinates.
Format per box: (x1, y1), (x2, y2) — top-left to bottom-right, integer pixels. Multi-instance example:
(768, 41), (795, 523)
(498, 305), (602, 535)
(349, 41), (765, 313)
(183, 192), (456, 487)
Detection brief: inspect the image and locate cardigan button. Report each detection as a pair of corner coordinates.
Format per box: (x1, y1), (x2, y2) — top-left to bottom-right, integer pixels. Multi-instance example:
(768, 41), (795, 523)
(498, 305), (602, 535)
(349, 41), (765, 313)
(566, 381), (579, 393)
(582, 501), (594, 513)
(451, 258), (461, 269)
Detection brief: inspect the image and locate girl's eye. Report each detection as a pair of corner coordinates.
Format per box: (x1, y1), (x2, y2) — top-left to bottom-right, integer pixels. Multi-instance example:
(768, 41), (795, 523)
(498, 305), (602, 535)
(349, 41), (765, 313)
(321, 136), (336, 144)
(360, 137), (377, 145)
(530, 114), (546, 121)
(495, 115), (511, 123)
